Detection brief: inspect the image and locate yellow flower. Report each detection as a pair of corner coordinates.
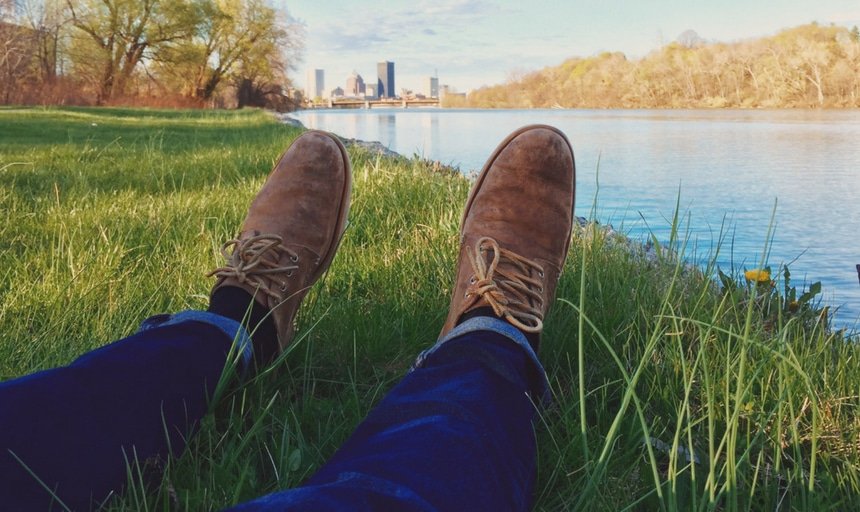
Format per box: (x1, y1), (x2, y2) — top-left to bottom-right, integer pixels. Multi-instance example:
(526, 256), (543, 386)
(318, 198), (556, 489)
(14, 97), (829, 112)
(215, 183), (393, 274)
(744, 269), (771, 283)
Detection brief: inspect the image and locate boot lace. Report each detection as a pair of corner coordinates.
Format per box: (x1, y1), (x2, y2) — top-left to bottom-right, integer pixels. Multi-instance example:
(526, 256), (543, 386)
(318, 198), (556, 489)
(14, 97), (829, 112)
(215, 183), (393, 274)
(465, 237), (546, 333)
(208, 233), (299, 301)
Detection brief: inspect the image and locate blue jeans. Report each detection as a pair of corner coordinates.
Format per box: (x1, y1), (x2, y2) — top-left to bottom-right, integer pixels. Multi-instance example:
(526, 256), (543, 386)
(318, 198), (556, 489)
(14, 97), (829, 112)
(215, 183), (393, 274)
(0, 313), (547, 511)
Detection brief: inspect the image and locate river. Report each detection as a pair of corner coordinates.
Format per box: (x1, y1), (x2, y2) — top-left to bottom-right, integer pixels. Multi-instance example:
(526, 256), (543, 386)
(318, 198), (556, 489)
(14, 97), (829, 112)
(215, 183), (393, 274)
(292, 108), (860, 332)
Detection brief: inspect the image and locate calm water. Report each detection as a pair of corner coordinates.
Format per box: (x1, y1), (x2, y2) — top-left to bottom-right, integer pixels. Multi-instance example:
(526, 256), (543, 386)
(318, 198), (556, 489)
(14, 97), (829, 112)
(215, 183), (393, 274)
(293, 108), (860, 331)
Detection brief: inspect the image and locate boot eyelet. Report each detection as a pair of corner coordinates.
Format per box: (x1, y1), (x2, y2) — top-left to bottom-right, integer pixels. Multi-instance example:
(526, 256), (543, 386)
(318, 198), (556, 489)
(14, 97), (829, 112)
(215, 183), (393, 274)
(280, 283), (288, 292)
(464, 292), (470, 298)
(538, 271), (544, 278)
(286, 270), (293, 277)
(290, 255), (299, 262)
(469, 277), (476, 284)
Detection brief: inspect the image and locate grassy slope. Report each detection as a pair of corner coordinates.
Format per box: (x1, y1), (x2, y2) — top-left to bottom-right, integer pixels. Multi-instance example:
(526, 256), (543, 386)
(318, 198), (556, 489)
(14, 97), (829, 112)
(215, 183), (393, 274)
(1, 108), (858, 511)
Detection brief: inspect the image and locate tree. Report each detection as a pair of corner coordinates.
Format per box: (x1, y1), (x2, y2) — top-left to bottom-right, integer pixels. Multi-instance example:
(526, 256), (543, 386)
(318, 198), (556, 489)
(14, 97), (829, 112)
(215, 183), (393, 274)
(792, 35), (832, 107)
(677, 29), (704, 49)
(22, 0), (67, 84)
(231, 7), (303, 110)
(0, 0), (15, 23)
(66, 0), (198, 103)
(1, 0), (36, 103)
(157, 0), (301, 103)
(833, 29), (860, 104)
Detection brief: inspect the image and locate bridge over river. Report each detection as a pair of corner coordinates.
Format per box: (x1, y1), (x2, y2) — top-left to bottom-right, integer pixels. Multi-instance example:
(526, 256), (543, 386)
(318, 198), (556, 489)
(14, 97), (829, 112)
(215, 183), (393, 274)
(319, 98), (440, 109)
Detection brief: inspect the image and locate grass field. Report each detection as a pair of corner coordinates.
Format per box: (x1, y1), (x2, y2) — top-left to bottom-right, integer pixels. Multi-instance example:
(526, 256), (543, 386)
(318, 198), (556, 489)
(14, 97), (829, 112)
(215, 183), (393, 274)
(1, 107), (859, 510)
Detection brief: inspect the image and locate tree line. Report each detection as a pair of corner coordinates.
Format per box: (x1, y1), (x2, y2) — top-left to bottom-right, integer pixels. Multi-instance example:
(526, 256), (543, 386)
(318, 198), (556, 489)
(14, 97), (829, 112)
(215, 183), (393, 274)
(0, 0), (302, 109)
(454, 24), (860, 109)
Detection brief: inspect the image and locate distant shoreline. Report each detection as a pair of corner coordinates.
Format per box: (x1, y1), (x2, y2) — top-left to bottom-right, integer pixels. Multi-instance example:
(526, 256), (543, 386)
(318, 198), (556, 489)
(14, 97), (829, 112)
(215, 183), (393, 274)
(289, 105), (859, 113)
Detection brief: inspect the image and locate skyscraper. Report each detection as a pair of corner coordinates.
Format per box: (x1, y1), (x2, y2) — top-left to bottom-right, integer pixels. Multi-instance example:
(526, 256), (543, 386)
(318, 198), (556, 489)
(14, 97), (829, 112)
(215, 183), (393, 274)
(346, 71), (366, 97)
(425, 76), (439, 98)
(377, 61), (395, 99)
(306, 69), (325, 100)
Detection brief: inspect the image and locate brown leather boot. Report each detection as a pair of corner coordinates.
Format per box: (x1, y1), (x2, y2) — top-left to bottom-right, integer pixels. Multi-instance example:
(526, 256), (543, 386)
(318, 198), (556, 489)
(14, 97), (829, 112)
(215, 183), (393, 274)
(439, 125), (575, 348)
(209, 130), (351, 353)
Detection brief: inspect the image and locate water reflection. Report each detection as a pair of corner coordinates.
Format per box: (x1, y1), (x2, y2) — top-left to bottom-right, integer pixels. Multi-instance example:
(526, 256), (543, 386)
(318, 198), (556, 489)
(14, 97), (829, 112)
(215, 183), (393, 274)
(418, 114), (440, 160)
(377, 113), (396, 149)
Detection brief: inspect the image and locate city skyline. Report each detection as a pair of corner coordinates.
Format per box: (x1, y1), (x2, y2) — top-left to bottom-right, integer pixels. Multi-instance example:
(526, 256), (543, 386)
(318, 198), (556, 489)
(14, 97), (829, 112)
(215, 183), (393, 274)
(306, 62), (443, 100)
(287, 0), (860, 93)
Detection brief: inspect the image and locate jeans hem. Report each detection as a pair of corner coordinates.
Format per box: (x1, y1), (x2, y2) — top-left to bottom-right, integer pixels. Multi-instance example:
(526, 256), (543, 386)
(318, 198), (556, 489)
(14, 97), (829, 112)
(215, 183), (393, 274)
(412, 316), (550, 403)
(138, 310), (253, 366)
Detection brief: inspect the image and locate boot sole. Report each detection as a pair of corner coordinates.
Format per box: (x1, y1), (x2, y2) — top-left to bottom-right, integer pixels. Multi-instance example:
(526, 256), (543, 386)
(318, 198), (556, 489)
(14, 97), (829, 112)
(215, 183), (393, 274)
(309, 130), (352, 280)
(276, 130), (351, 351)
(295, 130), (352, 294)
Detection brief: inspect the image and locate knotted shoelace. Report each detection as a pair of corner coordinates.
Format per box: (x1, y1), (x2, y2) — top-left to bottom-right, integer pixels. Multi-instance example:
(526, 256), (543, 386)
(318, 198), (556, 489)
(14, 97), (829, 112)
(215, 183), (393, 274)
(208, 233), (299, 301)
(465, 236), (546, 333)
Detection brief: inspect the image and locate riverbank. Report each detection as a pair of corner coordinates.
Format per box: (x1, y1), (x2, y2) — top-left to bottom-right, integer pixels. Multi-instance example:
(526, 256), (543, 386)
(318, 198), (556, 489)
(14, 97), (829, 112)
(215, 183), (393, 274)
(2, 107), (858, 510)
(277, 112), (404, 159)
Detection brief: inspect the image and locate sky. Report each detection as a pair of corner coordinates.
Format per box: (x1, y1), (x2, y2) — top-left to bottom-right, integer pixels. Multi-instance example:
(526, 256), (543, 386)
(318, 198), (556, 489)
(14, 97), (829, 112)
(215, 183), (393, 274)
(281, 0), (860, 96)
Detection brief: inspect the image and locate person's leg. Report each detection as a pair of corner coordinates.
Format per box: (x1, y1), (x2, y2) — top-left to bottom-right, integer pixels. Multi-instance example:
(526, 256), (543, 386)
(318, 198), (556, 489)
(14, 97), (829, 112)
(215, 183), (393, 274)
(230, 317), (547, 512)
(230, 125), (576, 512)
(0, 130), (352, 509)
(0, 312), (247, 510)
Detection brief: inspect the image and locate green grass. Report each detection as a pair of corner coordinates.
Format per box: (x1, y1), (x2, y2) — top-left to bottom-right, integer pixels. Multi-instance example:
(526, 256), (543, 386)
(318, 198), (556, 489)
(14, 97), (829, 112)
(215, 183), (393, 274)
(1, 107), (858, 510)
